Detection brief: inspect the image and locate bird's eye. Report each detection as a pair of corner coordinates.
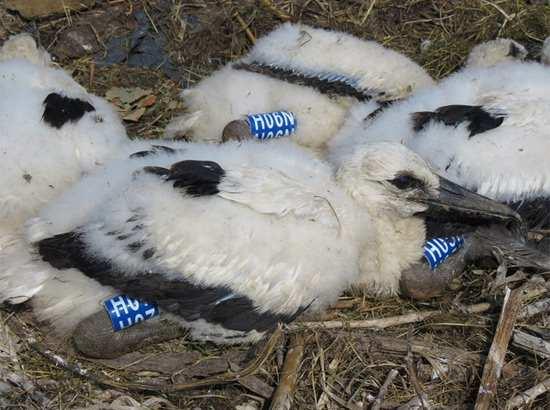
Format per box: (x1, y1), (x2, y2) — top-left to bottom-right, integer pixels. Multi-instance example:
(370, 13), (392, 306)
(388, 174), (423, 190)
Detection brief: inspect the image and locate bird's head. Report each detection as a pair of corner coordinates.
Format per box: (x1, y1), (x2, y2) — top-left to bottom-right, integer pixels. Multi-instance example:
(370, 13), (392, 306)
(337, 142), (521, 227)
(466, 38), (527, 68)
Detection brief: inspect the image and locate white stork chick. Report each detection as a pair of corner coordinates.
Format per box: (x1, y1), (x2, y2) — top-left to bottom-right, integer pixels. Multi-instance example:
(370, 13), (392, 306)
(165, 22), (434, 152)
(329, 60), (550, 228)
(0, 34), (130, 301)
(0, 34), (129, 236)
(3, 140), (518, 357)
(466, 38), (527, 68)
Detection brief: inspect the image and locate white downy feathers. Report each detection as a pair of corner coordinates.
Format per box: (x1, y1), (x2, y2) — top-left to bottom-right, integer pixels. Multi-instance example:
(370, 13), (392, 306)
(330, 61), (550, 203)
(166, 22), (434, 152)
(10, 140), (444, 341)
(0, 33), (129, 301)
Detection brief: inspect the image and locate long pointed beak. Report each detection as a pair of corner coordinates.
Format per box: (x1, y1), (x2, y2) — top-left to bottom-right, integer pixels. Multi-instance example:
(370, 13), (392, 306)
(420, 176), (523, 226)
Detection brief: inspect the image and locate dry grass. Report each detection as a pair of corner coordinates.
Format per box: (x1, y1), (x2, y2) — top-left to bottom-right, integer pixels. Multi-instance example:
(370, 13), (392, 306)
(1, 0), (550, 408)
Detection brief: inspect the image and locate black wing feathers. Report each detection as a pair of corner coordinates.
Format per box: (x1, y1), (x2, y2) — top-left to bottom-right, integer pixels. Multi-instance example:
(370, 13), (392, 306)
(412, 105), (505, 138)
(38, 232), (112, 275)
(129, 145), (177, 159)
(42, 93), (95, 128)
(37, 231), (300, 332)
(143, 160), (225, 197)
(233, 61), (381, 101)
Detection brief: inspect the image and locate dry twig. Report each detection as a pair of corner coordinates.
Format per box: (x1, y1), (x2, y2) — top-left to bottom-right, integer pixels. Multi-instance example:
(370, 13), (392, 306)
(405, 329), (431, 410)
(370, 368), (399, 410)
(506, 377), (550, 409)
(519, 297), (550, 319)
(234, 12), (256, 44)
(291, 303), (491, 331)
(474, 288), (523, 410)
(512, 330), (550, 360)
(259, 0), (292, 21)
(270, 333), (307, 410)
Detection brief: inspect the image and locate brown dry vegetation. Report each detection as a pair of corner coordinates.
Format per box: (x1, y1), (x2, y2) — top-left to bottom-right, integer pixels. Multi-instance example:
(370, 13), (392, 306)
(1, 1), (550, 409)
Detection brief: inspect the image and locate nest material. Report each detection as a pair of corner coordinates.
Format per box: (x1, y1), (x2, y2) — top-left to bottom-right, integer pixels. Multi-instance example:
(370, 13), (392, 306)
(1, 0), (550, 408)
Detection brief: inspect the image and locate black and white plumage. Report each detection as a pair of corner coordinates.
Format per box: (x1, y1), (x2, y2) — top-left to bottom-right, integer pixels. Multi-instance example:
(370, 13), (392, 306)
(2, 140), (518, 344)
(0, 33), (135, 303)
(0, 34), (129, 239)
(329, 61), (550, 228)
(165, 22), (434, 152)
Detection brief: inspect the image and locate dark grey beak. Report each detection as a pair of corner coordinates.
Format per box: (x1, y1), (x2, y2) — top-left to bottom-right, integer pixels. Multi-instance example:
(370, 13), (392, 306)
(420, 176), (522, 226)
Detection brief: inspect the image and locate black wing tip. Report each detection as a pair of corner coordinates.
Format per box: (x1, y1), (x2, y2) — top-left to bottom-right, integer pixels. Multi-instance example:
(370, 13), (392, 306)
(140, 160), (225, 197)
(168, 160), (225, 197)
(38, 231), (83, 270)
(42, 92), (95, 129)
(129, 145), (177, 159)
(411, 111), (435, 132)
(234, 61), (377, 101)
(412, 105), (505, 137)
(142, 166), (171, 177)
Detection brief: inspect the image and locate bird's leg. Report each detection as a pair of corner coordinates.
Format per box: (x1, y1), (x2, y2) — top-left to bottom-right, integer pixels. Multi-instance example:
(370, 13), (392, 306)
(400, 243), (470, 301)
(401, 224), (550, 301)
(72, 311), (186, 359)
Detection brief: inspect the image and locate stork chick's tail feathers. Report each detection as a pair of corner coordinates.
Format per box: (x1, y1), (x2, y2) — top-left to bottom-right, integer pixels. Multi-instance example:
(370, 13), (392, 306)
(164, 102), (203, 140)
(0, 235), (51, 304)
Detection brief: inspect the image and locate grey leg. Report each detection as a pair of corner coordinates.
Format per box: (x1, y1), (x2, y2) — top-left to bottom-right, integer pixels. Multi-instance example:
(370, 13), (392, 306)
(400, 247), (468, 301)
(72, 311), (186, 359)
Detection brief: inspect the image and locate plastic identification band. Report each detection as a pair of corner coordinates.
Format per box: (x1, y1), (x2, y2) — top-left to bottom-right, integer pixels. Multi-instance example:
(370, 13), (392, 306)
(423, 236), (465, 270)
(103, 294), (160, 332)
(246, 111), (297, 139)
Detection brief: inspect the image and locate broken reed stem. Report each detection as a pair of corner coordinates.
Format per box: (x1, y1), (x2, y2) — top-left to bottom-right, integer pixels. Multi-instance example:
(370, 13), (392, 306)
(29, 326), (283, 393)
(405, 329), (431, 410)
(370, 368), (399, 410)
(259, 0), (292, 21)
(234, 12), (256, 44)
(512, 330), (550, 359)
(291, 303), (491, 331)
(270, 333), (306, 410)
(506, 377), (550, 409)
(474, 288), (523, 410)
(518, 297), (550, 319)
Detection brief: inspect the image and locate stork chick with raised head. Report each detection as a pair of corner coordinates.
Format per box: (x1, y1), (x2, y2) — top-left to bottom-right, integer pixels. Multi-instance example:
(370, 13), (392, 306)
(0, 33), (133, 301)
(166, 22), (434, 152)
(329, 60), (550, 230)
(2, 139), (521, 358)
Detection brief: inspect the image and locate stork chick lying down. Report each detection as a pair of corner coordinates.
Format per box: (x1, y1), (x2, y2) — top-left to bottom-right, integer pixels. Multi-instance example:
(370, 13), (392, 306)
(2, 140), (528, 358)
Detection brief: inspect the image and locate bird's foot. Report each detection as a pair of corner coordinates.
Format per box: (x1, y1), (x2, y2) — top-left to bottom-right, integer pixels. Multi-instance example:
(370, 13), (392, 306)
(222, 120), (253, 142)
(72, 310), (186, 359)
(400, 247), (468, 301)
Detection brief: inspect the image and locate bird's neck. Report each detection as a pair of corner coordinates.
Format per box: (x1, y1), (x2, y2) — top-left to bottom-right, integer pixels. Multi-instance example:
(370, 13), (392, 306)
(356, 211), (426, 296)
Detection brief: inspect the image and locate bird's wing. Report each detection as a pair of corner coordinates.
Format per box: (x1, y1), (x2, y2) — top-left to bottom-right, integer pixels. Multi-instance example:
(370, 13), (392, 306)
(411, 104), (505, 138)
(37, 231), (304, 334)
(218, 166), (340, 228)
(37, 158), (335, 330)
